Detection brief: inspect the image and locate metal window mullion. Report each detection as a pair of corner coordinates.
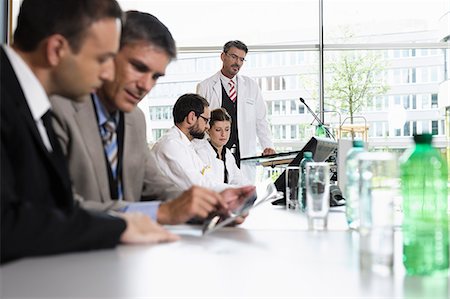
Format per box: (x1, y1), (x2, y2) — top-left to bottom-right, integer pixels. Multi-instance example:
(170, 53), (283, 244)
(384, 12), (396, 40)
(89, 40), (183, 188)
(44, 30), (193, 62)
(319, 0), (325, 123)
(177, 43), (449, 54)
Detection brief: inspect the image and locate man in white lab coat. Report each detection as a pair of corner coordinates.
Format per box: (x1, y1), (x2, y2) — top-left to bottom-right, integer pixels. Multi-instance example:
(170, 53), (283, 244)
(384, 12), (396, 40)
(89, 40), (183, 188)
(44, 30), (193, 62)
(196, 40), (275, 182)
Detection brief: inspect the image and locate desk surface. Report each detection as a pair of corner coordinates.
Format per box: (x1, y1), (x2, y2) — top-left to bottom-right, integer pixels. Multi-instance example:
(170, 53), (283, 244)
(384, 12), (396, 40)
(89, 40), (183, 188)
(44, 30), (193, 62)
(1, 205), (449, 299)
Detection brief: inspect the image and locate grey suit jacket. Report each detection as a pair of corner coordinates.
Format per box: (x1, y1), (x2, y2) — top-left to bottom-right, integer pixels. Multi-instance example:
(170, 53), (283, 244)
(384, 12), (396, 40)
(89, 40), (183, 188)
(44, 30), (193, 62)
(50, 95), (156, 212)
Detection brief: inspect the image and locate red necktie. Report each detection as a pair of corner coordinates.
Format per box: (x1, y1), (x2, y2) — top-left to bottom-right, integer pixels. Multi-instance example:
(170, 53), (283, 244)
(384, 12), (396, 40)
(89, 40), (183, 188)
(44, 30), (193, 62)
(228, 79), (236, 103)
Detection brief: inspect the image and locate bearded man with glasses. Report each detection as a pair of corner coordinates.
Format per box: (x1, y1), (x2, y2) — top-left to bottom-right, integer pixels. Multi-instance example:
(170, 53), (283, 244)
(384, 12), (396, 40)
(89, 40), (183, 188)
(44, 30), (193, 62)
(146, 93), (255, 217)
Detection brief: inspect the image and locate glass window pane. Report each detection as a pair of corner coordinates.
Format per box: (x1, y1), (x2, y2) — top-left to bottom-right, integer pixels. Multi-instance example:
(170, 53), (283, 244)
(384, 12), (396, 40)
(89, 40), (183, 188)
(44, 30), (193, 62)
(10, 0), (444, 153)
(116, 0), (319, 47)
(404, 121), (411, 136)
(290, 125), (297, 139)
(324, 0), (447, 44)
(431, 94), (438, 108)
(325, 49), (446, 143)
(432, 120), (439, 135)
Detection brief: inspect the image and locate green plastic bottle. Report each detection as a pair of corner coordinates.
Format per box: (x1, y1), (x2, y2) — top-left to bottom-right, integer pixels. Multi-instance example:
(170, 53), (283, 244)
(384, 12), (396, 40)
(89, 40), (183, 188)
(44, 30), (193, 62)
(315, 125), (327, 138)
(344, 140), (365, 230)
(299, 151), (314, 211)
(400, 134), (449, 276)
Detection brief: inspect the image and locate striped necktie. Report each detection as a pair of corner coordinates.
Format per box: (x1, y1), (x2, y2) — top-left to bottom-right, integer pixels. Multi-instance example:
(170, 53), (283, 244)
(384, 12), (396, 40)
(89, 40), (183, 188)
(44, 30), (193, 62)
(228, 79), (237, 103)
(102, 118), (122, 200)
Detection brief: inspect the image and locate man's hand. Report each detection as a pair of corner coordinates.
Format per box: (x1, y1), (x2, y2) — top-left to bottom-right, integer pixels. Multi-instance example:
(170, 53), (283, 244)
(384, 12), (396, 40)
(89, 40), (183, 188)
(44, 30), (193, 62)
(220, 185), (256, 213)
(232, 212), (249, 225)
(262, 147), (276, 156)
(219, 186), (255, 226)
(157, 186), (229, 225)
(119, 212), (179, 244)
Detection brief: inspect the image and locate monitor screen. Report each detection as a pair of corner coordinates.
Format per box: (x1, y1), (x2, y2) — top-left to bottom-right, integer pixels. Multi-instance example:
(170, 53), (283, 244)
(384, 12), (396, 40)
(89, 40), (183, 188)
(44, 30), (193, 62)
(273, 137), (337, 205)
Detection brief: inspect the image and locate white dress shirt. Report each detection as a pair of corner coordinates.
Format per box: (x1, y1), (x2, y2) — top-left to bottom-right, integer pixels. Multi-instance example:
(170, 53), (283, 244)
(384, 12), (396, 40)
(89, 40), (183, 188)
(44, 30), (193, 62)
(219, 72), (237, 98)
(3, 45), (52, 151)
(147, 126), (232, 200)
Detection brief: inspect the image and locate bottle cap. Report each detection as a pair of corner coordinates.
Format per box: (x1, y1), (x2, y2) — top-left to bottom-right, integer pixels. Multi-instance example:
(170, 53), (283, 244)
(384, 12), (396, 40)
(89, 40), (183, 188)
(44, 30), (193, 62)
(304, 151), (313, 158)
(413, 134), (432, 144)
(352, 140), (364, 148)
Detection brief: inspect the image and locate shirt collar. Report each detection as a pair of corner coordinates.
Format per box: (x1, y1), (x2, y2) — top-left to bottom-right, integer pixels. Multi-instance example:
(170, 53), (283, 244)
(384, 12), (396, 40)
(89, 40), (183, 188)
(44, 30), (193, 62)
(3, 45), (50, 121)
(173, 125), (194, 147)
(208, 140), (226, 160)
(92, 93), (119, 126)
(220, 72), (236, 87)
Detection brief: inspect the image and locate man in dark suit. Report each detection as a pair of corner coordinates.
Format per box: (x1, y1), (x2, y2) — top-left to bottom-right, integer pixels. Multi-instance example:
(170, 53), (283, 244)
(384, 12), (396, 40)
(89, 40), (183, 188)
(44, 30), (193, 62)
(1, 0), (178, 264)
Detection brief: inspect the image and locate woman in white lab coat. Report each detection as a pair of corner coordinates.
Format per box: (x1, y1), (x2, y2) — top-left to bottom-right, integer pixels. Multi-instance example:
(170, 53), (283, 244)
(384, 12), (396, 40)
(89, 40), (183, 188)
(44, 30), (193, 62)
(194, 108), (249, 185)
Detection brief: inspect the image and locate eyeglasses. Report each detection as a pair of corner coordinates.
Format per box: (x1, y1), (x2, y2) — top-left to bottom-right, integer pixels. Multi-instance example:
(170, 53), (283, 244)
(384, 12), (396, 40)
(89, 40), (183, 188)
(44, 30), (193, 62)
(198, 115), (210, 124)
(225, 52), (246, 63)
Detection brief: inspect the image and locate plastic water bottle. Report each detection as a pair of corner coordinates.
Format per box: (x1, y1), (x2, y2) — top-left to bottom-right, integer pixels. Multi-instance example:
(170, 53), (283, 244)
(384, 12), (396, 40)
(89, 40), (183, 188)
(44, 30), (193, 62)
(344, 140), (365, 230)
(299, 151), (314, 211)
(400, 134), (449, 276)
(315, 125), (327, 138)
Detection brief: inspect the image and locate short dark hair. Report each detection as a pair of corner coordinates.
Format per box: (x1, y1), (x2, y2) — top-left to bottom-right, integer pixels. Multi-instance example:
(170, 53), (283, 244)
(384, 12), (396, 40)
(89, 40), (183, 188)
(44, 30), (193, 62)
(210, 108), (232, 127)
(121, 11), (177, 59)
(223, 40), (248, 54)
(173, 93), (209, 124)
(13, 0), (123, 53)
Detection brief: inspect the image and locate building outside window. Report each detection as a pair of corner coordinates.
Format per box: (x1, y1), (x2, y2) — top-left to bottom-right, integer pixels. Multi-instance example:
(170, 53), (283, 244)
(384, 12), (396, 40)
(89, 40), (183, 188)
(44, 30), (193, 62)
(11, 1), (444, 153)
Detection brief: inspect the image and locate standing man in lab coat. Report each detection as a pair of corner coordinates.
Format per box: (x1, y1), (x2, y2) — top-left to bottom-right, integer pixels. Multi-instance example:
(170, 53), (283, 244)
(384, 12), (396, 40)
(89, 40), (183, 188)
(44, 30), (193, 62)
(196, 40), (275, 182)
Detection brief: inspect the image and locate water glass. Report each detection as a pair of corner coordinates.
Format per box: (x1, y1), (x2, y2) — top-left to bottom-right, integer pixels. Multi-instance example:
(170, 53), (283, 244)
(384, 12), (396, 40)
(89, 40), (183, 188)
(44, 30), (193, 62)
(285, 166), (300, 210)
(357, 152), (398, 275)
(305, 162), (330, 230)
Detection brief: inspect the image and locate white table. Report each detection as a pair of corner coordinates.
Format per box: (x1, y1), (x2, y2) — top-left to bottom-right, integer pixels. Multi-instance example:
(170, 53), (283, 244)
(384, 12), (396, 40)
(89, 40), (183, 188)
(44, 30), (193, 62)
(1, 205), (449, 298)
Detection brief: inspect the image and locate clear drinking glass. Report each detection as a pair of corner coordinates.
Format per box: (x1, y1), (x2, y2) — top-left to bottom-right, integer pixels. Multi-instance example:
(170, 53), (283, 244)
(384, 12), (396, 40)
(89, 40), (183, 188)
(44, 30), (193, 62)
(357, 152), (398, 275)
(285, 166), (300, 210)
(306, 162), (330, 230)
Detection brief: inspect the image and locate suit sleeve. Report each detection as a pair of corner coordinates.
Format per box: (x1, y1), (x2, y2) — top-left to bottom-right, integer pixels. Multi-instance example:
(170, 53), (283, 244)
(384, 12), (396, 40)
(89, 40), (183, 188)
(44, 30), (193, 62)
(0, 92), (126, 264)
(0, 132), (126, 264)
(50, 98), (71, 156)
(140, 113), (160, 201)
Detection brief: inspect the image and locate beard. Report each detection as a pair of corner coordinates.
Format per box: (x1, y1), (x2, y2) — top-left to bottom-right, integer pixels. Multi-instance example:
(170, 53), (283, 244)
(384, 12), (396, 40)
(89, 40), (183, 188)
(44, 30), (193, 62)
(189, 126), (206, 140)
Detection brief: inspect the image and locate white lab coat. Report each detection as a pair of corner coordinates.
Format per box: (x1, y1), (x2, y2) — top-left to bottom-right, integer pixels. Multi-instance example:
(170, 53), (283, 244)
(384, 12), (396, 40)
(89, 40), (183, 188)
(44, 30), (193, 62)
(196, 71), (274, 159)
(147, 126), (231, 200)
(193, 139), (251, 186)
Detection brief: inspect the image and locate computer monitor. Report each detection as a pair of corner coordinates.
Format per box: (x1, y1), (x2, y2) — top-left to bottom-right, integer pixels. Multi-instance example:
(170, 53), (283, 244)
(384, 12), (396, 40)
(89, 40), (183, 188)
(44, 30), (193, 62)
(272, 137), (337, 205)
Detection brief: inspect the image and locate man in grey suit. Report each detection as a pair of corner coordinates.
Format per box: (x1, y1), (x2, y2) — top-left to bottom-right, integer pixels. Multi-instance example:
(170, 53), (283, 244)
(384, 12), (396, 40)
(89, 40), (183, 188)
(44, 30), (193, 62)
(51, 11), (254, 225)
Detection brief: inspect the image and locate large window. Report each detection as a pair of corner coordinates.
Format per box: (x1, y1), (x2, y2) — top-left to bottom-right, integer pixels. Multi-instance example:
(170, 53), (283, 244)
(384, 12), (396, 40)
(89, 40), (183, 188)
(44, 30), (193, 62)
(323, 0), (447, 44)
(10, 0), (448, 152)
(102, 0), (450, 153)
(118, 0), (319, 47)
(122, 0), (447, 152)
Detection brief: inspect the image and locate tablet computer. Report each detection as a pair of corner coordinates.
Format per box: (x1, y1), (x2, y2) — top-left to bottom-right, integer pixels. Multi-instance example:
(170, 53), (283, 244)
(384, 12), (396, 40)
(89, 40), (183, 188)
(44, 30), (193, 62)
(202, 181), (283, 235)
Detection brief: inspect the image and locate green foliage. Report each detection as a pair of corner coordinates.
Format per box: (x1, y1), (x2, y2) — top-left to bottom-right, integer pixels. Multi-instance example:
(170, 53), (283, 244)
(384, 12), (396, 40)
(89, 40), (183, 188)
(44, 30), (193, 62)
(325, 50), (389, 124)
(299, 27), (390, 126)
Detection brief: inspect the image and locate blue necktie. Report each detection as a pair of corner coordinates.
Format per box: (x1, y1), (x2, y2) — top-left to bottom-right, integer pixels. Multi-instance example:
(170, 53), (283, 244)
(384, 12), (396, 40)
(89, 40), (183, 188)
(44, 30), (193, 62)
(102, 118), (122, 200)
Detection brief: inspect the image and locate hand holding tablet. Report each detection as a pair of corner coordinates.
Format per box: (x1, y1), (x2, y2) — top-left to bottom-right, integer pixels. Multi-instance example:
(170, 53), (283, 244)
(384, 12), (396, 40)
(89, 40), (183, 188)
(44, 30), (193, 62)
(202, 181), (283, 235)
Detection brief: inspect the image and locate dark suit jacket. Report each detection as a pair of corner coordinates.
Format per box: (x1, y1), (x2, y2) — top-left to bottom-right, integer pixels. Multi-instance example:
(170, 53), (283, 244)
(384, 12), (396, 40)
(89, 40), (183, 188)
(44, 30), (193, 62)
(0, 47), (126, 264)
